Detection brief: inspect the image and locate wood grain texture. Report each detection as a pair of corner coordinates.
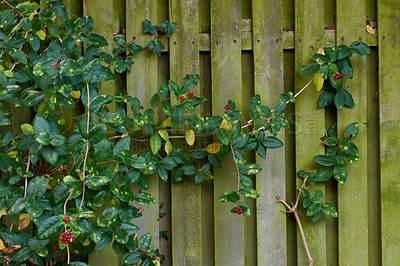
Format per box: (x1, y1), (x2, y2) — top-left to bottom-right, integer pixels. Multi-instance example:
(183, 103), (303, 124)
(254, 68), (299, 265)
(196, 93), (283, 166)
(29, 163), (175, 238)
(252, 0), (287, 265)
(294, 0), (326, 265)
(169, 1), (203, 265)
(126, 0), (160, 252)
(336, 0), (369, 264)
(210, 0), (244, 265)
(378, 0), (400, 264)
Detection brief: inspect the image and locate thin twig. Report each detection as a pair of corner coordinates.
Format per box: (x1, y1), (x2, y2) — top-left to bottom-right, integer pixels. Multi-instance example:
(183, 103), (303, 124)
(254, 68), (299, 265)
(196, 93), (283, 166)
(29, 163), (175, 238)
(2, 0), (24, 17)
(79, 84), (90, 209)
(276, 174), (313, 265)
(84, 0), (88, 16)
(230, 142), (240, 191)
(24, 156), (30, 198)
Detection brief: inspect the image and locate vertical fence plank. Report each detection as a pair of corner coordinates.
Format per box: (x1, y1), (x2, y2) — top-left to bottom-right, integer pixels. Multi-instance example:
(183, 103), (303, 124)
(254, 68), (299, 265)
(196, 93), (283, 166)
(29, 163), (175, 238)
(252, 0), (286, 265)
(210, 0), (244, 265)
(378, 1), (400, 264)
(336, 0), (369, 264)
(87, 0), (122, 265)
(169, 0), (203, 265)
(126, 0), (160, 251)
(294, 0), (326, 265)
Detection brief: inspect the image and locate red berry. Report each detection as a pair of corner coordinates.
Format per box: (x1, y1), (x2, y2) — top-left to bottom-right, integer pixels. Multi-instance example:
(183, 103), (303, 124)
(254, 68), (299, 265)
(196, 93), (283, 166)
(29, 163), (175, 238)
(72, 237), (76, 242)
(0, 39), (3, 42)
(61, 233), (65, 237)
(123, 91), (128, 95)
(152, 255), (157, 260)
(185, 74), (190, 79)
(132, 37), (136, 41)
(64, 216), (71, 222)
(334, 73), (343, 80)
(224, 104), (231, 110)
(235, 206), (243, 215)
(137, 154), (140, 157)
(179, 96), (185, 103)
(82, 25), (85, 28)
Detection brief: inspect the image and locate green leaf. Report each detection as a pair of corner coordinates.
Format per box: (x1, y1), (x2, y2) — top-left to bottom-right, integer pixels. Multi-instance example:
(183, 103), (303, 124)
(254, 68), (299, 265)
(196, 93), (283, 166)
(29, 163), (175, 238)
(150, 133), (162, 155)
(240, 163), (262, 175)
(310, 190), (324, 203)
(337, 45), (353, 60)
(20, 17), (31, 31)
(51, 1), (69, 19)
(299, 63), (320, 76)
(333, 165), (347, 185)
(149, 40), (164, 56)
(312, 212), (322, 222)
(334, 90), (346, 110)
(85, 175), (112, 190)
(46, 20), (60, 37)
(249, 95), (261, 110)
(343, 89), (355, 107)
(27, 176), (48, 198)
(303, 198), (312, 208)
(41, 146), (59, 165)
(338, 58), (353, 79)
(13, 247), (33, 263)
(318, 90), (334, 108)
(273, 101), (287, 116)
(8, 198), (26, 216)
(160, 20), (177, 38)
(95, 231), (113, 251)
(83, 59), (102, 83)
(262, 136), (283, 149)
(217, 128), (230, 146)
(344, 122), (359, 139)
(306, 203), (321, 216)
(138, 232), (152, 249)
(349, 41), (371, 56)
(134, 192), (155, 205)
(16, 2), (40, 11)
(80, 16), (94, 35)
(239, 173), (253, 188)
(37, 216), (62, 239)
(314, 155), (337, 166)
(239, 187), (260, 199)
(315, 167), (333, 182)
(26, 198), (45, 218)
(112, 57), (127, 73)
(122, 251), (145, 265)
(89, 33), (109, 47)
(143, 19), (159, 34)
(321, 203), (338, 217)
(218, 190), (240, 203)
(35, 131), (50, 145)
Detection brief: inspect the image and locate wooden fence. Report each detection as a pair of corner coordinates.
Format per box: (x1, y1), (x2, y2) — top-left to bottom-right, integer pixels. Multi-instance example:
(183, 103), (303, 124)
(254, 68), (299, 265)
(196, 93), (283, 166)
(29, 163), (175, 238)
(50, 0), (400, 265)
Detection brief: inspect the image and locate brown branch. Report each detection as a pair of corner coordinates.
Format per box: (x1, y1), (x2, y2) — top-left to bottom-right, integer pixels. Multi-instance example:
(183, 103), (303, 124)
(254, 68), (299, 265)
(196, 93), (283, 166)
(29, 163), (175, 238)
(276, 174), (313, 266)
(2, 0), (24, 17)
(230, 142), (241, 191)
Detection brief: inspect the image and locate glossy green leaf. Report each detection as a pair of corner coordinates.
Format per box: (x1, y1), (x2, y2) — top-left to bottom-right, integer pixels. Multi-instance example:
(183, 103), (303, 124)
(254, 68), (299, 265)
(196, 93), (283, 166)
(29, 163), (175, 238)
(218, 190), (240, 203)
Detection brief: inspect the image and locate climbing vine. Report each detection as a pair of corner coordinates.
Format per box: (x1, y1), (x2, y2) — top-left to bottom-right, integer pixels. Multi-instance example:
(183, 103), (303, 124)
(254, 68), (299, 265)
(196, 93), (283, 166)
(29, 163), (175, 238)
(0, 1), (370, 265)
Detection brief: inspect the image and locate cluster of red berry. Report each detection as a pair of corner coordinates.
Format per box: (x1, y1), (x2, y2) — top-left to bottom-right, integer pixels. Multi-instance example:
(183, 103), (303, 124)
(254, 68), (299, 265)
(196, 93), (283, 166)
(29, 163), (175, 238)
(187, 92), (194, 99)
(235, 206), (243, 215)
(334, 72), (343, 79)
(224, 104), (232, 110)
(60, 232), (76, 244)
(179, 96), (185, 103)
(64, 216), (71, 222)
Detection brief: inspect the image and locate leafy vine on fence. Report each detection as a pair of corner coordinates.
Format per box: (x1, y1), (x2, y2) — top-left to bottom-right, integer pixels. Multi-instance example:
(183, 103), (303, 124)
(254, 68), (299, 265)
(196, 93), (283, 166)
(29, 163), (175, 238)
(0, 1), (370, 265)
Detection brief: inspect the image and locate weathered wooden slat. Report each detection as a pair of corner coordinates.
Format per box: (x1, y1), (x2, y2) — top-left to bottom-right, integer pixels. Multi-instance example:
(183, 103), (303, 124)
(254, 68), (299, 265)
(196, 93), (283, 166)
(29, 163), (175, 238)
(378, 1), (400, 264)
(160, 27), (378, 52)
(294, 0), (326, 265)
(87, 0), (121, 264)
(252, 0), (286, 265)
(336, 0), (369, 264)
(210, 0), (244, 265)
(126, 0), (160, 253)
(169, 0), (203, 265)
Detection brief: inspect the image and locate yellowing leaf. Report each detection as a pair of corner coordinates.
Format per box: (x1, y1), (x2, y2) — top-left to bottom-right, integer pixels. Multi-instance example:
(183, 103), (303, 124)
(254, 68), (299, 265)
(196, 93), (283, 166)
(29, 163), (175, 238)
(160, 117), (172, 129)
(158, 129), (169, 141)
(4, 70), (13, 77)
(206, 143), (222, 154)
(0, 239), (4, 250)
(314, 71), (324, 91)
(165, 141), (173, 156)
(366, 25), (375, 36)
(185, 129), (195, 146)
(0, 207), (7, 219)
(70, 91), (81, 99)
(317, 48), (325, 55)
(37, 30), (46, 40)
(18, 213), (31, 230)
(220, 119), (232, 131)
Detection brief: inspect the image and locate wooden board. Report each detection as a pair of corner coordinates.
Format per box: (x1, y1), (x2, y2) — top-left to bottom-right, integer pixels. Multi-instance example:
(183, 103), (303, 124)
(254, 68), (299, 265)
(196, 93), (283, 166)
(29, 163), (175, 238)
(210, 0), (244, 265)
(336, 1), (369, 264)
(169, 1), (202, 265)
(294, 0), (326, 265)
(378, 0), (400, 264)
(252, 0), (287, 265)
